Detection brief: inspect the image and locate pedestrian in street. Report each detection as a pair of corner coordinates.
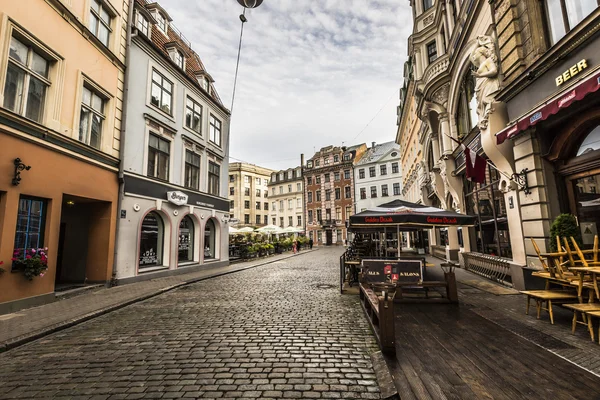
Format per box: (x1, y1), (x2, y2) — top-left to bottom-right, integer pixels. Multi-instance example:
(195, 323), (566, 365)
(292, 240), (297, 254)
(309, 238), (313, 249)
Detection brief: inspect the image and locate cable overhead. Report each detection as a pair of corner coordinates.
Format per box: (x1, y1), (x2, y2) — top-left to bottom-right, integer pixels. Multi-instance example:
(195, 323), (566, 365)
(352, 89), (398, 140)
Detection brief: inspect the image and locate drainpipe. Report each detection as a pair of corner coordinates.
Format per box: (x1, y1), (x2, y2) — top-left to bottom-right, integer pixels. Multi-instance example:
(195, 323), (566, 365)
(111, 0), (135, 285)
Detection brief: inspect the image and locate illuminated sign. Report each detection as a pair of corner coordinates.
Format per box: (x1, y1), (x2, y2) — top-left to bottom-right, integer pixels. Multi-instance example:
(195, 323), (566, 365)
(556, 60), (588, 86)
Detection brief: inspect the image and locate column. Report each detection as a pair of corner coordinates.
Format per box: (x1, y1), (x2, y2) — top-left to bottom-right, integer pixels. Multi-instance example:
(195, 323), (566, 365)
(446, 226), (460, 262)
(440, 113), (453, 157)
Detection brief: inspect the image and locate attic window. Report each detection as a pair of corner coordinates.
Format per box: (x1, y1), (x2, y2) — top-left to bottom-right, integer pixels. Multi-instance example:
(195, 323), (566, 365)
(201, 77), (209, 92)
(156, 12), (167, 33)
(136, 12), (149, 36)
(173, 50), (184, 69)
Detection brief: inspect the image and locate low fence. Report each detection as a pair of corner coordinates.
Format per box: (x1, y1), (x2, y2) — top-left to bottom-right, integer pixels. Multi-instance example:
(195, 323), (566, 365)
(462, 252), (512, 287)
(431, 245), (446, 260)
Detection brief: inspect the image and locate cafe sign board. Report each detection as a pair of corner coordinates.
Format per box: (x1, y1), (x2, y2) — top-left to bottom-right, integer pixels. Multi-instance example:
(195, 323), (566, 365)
(362, 259), (422, 284)
(167, 191), (188, 206)
(556, 59), (588, 86)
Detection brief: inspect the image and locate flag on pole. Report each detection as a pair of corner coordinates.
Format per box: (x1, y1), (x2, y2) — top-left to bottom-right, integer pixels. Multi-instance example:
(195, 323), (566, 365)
(446, 134), (487, 183)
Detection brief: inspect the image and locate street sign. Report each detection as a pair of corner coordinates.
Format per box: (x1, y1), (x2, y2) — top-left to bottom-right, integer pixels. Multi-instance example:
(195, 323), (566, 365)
(362, 259), (422, 284)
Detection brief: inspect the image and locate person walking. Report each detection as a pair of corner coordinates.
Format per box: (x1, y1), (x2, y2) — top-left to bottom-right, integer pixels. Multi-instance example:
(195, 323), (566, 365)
(292, 240), (297, 254)
(309, 238), (313, 249)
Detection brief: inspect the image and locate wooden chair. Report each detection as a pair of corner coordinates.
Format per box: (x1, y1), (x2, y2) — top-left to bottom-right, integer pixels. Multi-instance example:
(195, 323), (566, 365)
(520, 290), (578, 324)
(530, 238), (554, 280)
(563, 303), (600, 341)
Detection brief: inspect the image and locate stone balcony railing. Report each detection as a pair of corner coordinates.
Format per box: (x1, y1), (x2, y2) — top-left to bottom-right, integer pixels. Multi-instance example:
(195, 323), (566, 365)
(421, 54), (449, 87)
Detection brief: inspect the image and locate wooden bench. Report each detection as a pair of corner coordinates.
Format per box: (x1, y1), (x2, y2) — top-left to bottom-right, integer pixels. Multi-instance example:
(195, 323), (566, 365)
(563, 303), (600, 341)
(395, 280), (448, 299)
(584, 310), (600, 344)
(521, 290), (578, 324)
(359, 283), (395, 354)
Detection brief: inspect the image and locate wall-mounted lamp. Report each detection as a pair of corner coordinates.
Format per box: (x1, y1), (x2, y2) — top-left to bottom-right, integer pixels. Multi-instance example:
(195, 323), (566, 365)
(12, 158), (31, 186)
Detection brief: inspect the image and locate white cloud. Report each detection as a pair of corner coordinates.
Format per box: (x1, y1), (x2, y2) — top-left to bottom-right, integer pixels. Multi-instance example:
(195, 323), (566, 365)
(160, 0), (412, 169)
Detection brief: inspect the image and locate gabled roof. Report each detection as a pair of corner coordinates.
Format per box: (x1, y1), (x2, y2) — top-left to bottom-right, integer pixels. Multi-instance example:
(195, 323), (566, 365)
(355, 141), (400, 166)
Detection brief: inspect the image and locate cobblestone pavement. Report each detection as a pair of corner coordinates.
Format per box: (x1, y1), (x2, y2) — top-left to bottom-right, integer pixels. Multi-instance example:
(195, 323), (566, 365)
(0, 247), (381, 399)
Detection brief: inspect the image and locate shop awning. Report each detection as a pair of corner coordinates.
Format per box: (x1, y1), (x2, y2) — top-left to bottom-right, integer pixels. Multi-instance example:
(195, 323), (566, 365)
(496, 70), (600, 145)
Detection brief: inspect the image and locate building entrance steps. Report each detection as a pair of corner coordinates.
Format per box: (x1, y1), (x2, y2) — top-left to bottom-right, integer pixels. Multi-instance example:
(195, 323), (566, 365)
(0, 250), (318, 352)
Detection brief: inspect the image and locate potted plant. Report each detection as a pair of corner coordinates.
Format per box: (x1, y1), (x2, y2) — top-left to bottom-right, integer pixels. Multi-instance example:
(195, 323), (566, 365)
(11, 248), (49, 280)
(550, 214), (582, 252)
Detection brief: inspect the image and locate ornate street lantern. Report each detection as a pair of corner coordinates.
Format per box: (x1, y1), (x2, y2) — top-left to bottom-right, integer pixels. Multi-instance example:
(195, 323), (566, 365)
(237, 0), (263, 8)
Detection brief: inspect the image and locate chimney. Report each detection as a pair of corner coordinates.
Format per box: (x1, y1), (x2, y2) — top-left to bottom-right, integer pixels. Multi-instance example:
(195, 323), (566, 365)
(300, 153), (305, 167)
(372, 141), (376, 149)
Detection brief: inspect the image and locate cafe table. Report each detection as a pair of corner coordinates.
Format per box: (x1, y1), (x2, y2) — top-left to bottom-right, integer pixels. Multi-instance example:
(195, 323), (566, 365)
(569, 267), (600, 301)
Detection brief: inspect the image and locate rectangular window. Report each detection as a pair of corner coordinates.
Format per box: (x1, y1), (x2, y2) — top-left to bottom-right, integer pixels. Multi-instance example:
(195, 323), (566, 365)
(334, 172), (340, 181)
(79, 85), (105, 149)
(359, 169), (365, 179)
(256, 201), (260, 210)
(324, 158), (329, 165)
(392, 162), (399, 173)
(382, 184), (389, 197)
(89, 0), (112, 47)
(245, 187), (250, 196)
(393, 183), (401, 195)
(369, 167), (376, 177)
(208, 161), (220, 196)
(343, 153), (351, 161)
(229, 187), (234, 195)
(185, 97), (202, 134)
(308, 191), (313, 203)
(334, 155), (339, 162)
(380, 165), (387, 176)
(272, 217), (276, 225)
(308, 210), (313, 223)
(335, 188), (341, 200)
(345, 186), (351, 199)
(256, 215), (261, 224)
(423, 0), (434, 11)
(317, 209), (322, 221)
(335, 207), (341, 220)
(288, 184), (292, 192)
(264, 215), (268, 225)
(371, 186), (377, 198)
(279, 186), (283, 194)
(427, 41), (437, 64)
(316, 190), (321, 201)
(147, 133), (170, 180)
(344, 170), (350, 180)
(345, 205), (352, 218)
(14, 197), (46, 255)
(324, 173), (330, 181)
(316, 176), (321, 184)
(288, 199), (293, 209)
(264, 190), (268, 198)
(297, 183), (302, 191)
(264, 179), (269, 186)
(209, 114), (222, 146)
(325, 189), (331, 201)
(229, 175), (234, 182)
(256, 177), (261, 185)
(297, 216), (302, 226)
(280, 217), (284, 227)
(244, 176), (250, 183)
(307, 176), (313, 185)
(279, 200), (284, 210)
(263, 202), (268, 210)
(256, 189), (261, 197)
(136, 13), (149, 36)
(544, 0), (598, 44)
(288, 216), (293, 226)
(272, 187), (276, 196)
(184, 150), (200, 190)
(229, 200), (234, 209)
(360, 188), (366, 200)
(150, 69), (172, 114)
(297, 198), (302, 208)
(272, 202), (276, 211)
(3, 36), (50, 123)
(244, 200), (250, 209)
(244, 214), (250, 224)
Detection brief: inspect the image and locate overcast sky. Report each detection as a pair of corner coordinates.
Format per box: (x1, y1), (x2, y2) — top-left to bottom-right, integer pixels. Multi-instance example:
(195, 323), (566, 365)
(162, 0), (412, 171)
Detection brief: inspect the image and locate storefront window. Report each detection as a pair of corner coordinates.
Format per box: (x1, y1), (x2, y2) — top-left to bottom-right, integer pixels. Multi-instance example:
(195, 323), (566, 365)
(178, 216), (194, 263)
(574, 174), (600, 245)
(139, 212), (164, 269)
(464, 163), (512, 258)
(204, 219), (216, 260)
(14, 196), (46, 253)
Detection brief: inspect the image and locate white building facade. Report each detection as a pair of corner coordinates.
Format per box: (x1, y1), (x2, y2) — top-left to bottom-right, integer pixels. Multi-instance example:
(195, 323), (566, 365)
(354, 142), (403, 212)
(268, 167), (304, 229)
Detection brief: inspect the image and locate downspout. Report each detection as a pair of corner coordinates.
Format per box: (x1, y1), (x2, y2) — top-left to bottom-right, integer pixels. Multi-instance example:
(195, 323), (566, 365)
(111, 0), (135, 285)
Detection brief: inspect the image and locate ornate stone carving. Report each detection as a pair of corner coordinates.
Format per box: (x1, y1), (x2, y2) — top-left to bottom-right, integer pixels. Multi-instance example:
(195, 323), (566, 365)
(431, 83), (450, 106)
(469, 35), (500, 130)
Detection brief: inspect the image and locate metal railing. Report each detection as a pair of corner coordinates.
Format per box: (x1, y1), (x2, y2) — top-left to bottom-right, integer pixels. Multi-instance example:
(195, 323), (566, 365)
(462, 252), (512, 287)
(431, 245), (446, 260)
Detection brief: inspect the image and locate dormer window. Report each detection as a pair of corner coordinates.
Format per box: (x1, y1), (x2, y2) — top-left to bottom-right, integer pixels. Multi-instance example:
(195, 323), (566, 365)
(156, 12), (167, 33)
(136, 13), (149, 36)
(174, 50), (184, 69)
(201, 77), (209, 91)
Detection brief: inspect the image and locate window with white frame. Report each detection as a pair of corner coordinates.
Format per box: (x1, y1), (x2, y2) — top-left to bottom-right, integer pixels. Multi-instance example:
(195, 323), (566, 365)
(297, 183), (301, 191)
(380, 165), (387, 175)
(381, 184), (389, 197)
(392, 162), (399, 173)
(297, 198), (302, 208)
(150, 69), (172, 115)
(393, 183), (401, 196)
(359, 169), (365, 179)
(79, 85), (105, 149)
(173, 50), (184, 69)
(3, 36), (50, 123)
(209, 114), (221, 146)
(136, 12), (149, 36)
(155, 12), (167, 33)
(208, 161), (220, 195)
(147, 133), (170, 180)
(288, 199), (293, 209)
(185, 97), (202, 134)
(544, 0), (599, 44)
(427, 41), (438, 64)
(297, 215), (302, 226)
(256, 177), (261, 185)
(370, 186), (377, 198)
(184, 150), (200, 190)
(89, 0), (112, 47)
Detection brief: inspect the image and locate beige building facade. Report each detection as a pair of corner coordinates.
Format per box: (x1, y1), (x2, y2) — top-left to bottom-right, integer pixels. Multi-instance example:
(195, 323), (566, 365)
(268, 167), (304, 229)
(228, 163), (274, 227)
(0, 0), (128, 313)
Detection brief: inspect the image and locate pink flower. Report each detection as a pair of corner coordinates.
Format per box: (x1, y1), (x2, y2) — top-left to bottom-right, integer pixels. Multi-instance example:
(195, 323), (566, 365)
(40, 273), (45, 277)
(44, 247), (48, 251)
(31, 249), (36, 254)
(26, 255), (31, 260)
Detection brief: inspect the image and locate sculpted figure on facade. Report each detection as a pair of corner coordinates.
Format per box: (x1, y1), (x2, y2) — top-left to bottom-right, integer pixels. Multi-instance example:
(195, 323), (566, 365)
(469, 35), (500, 130)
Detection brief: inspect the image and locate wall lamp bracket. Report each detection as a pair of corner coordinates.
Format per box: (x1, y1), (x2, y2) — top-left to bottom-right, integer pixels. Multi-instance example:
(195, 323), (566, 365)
(12, 158), (31, 186)
(512, 168), (531, 195)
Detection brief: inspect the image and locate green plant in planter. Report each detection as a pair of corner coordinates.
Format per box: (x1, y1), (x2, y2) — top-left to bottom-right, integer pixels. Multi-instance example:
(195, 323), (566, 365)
(11, 248), (49, 281)
(550, 214), (582, 252)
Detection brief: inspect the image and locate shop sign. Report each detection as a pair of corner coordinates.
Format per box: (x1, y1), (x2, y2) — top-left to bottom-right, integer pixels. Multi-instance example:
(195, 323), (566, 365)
(363, 259), (422, 284)
(139, 248), (158, 266)
(556, 59), (588, 86)
(167, 191), (188, 206)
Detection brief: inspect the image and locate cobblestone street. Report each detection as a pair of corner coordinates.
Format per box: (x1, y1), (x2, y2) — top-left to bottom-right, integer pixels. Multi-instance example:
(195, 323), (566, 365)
(0, 248), (381, 400)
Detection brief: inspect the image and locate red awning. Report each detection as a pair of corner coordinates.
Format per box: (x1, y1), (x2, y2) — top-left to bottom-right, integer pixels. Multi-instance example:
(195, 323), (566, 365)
(496, 70), (600, 145)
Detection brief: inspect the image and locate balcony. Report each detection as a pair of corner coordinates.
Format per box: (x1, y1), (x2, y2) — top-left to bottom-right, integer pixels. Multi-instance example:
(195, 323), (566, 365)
(421, 54), (449, 87)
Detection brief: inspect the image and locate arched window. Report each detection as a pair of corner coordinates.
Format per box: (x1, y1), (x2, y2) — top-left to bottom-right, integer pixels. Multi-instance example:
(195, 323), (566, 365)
(178, 216), (194, 263)
(576, 125), (600, 156)
(139, 212), (164, 269)
(456, 73), (478, 139)
(204, 219), (216, 260)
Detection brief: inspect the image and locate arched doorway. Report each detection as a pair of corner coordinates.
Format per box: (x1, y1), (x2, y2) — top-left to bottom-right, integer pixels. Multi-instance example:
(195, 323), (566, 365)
(139, 211), (165, 270)
(204, 219), (218, 260)
(178, 215), (195, 264)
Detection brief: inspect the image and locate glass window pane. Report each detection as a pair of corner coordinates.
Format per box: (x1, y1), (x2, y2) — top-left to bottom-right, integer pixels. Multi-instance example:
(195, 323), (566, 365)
(157, 153), (169, 179)
(90, 114), (102, 149)
(79, 107), (90, 143)
(25, 76), (46, 122)
(151, 82), (161, 108)
(31, 52), (48, 78)
(9, 37), (28, 64)
(158, 138), (169, 153)
(185, 109), (192, 128)
(546, 0), (567, 44)
(161, 92), (171, 114)
(147, 148), (156, 176)
(98, 24), (110, 46)
(3, 63), (25, 113)
(577, 126), (600, 156)
(100, 7), (111, 24)
(566, 0), (597, 29)
(82, 87), (92, 106)
(140, 213), (161, 267)
(91, 0), (100, 13)
(163, 80), (172, 93)
(89, 13), (99, 35)
(91, 93), (103, 113)
(152, 70), (161, 84)
(149, 134), (158, 148)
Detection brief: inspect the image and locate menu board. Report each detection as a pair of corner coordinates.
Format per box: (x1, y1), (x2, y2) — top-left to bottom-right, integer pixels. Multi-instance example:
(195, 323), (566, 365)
(362, 259), (422, 284)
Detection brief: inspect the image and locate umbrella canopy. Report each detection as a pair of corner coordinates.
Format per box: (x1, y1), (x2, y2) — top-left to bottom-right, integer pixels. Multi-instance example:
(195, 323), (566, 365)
(228, 226), (240, 235)
(256, 224), (283, 233)
(281, 226), (303, 233)
(349, 199), (475, 228)
(237, 227), (255, 233)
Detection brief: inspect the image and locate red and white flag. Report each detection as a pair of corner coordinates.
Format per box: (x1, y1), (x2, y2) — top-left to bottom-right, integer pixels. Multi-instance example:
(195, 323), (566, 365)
(462, 144), (487, 183)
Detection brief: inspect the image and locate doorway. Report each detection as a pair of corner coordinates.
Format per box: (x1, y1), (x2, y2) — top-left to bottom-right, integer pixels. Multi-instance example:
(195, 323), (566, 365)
(326, 230), (333, 245)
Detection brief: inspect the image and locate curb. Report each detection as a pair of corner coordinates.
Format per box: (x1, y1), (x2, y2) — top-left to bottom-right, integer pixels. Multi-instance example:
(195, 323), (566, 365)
(0, 249), (318, 353)
(371, 351), (399, 400)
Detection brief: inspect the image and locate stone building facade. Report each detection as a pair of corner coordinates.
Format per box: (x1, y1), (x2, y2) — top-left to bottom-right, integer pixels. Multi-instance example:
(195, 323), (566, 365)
(268, 167), (304, 229)
(0, 0), (128, 313)
(228, 162), (274, 227)
(304, 144), (367, 245)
